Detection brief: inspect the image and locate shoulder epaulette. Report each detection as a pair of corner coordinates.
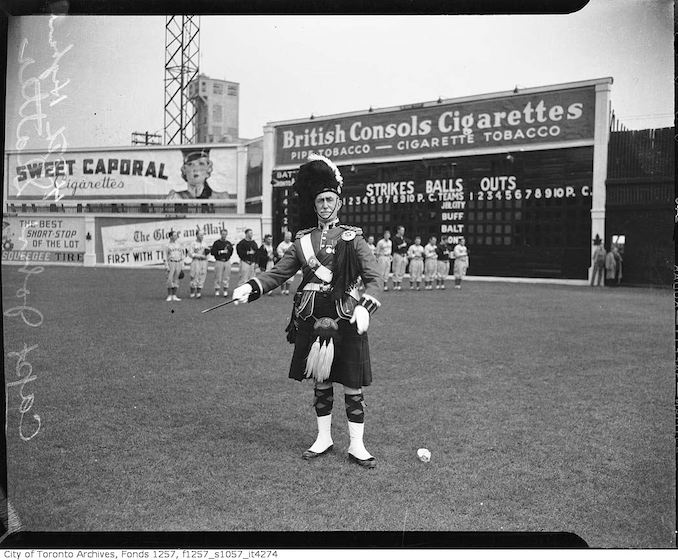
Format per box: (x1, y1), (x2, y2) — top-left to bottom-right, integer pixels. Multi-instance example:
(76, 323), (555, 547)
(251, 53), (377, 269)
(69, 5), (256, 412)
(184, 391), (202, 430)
(295, 227), (315, 239)
(339, 225), (364, 236)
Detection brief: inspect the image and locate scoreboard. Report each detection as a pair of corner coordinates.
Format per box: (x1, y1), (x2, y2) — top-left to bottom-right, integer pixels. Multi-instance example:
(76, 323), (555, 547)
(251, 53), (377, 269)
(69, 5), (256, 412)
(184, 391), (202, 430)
(273, 146), (593, 279)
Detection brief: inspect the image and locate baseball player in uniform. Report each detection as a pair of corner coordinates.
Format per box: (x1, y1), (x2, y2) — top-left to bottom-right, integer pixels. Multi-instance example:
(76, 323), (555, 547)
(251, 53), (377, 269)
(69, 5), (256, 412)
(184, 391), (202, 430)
(189, 230), (209, 298)
(236, 229), (259, 285)
(257, 234), (276, 296)
(407, 236), (425, 290)
(453, 237), (470, 289)
(211, 228), (234, 297)
(435, 235), (453, 289)
(276, 231), (295, 295)
(423, 236), (438, 290)
(391, 226), (409, 291)
(164, 230), (183, 301)
(259, 234), (276, 272)
(233, 154), (383, 469)
(366, 235), (377, 258)
(374, 230), (393, 291)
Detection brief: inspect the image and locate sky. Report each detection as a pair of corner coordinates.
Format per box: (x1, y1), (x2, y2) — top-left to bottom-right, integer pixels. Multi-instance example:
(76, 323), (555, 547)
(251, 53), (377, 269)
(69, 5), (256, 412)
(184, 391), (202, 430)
(4, 0), (674, 151)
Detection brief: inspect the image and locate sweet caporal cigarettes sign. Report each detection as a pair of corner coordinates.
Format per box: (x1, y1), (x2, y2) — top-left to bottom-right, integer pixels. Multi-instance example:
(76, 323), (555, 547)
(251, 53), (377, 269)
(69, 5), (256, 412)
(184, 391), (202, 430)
(6, 146), (238, 201)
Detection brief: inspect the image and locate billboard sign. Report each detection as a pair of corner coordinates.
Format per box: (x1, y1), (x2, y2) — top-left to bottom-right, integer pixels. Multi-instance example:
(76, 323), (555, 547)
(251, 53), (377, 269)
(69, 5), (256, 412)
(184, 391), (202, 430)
(274, 86), (596, 166)
(6, 146), (239, 202)
(2, 216), (85, 264)
(99, 217), (262, 266)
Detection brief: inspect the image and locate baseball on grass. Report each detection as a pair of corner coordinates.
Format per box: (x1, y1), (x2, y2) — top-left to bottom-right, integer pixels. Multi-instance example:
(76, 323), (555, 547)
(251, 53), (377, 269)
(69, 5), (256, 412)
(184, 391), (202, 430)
(417, 448), (431, 462)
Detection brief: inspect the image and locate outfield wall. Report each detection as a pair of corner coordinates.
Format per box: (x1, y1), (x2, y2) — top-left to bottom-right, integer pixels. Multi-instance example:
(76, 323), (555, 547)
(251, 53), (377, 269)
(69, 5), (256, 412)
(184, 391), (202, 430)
(3, 78), (618, 280)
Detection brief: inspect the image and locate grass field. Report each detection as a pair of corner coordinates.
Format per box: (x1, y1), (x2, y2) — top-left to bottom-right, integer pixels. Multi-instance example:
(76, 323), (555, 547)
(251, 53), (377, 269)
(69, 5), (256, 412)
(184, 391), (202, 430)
(1, 264), (675, 548)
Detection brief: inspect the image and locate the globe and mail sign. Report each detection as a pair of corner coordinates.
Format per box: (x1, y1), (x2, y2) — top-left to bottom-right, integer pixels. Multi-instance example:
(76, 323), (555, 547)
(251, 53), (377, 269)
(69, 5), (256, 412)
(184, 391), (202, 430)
(265, 78), (612, 281)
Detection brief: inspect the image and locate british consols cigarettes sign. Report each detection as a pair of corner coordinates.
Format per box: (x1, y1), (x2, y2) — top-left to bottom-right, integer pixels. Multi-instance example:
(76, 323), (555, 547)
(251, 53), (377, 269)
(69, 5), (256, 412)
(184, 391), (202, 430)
(275, 86), (595, 165)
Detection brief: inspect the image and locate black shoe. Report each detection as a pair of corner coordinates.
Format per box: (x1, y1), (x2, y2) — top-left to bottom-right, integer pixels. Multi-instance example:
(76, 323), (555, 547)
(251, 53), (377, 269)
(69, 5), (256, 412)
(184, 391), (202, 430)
(302, 444), (333, 460)
(348, 453), (376, 469)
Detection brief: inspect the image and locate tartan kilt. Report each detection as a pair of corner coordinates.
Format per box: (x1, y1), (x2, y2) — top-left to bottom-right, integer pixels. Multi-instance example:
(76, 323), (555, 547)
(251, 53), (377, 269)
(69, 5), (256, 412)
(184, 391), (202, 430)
(288, 292), (372, 389)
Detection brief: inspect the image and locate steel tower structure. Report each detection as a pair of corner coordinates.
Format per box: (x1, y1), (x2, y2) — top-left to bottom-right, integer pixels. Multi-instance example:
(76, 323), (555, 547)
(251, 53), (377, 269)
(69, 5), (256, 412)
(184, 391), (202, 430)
(164, 16), (200, 145)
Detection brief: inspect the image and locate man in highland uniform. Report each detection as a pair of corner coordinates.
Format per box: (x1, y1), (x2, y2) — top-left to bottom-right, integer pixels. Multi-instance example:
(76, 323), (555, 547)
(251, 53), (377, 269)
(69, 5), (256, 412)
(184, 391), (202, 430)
(232, 154), (383, 469)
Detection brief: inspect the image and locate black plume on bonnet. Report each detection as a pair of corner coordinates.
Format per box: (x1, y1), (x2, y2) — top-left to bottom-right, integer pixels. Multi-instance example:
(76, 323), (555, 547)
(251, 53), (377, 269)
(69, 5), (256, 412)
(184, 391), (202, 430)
(293, 155), (343, 200)
(293, 154), (344, 229)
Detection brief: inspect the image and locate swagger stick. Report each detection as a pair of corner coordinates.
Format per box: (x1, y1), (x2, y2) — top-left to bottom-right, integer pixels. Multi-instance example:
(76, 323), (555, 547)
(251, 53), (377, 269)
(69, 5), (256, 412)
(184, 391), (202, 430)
(201, 299), (237, 313)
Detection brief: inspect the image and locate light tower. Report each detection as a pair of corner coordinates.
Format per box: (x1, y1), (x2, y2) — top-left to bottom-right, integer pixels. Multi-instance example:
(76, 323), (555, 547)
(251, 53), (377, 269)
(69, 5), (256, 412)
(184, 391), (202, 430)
(164, 16), (200, 145)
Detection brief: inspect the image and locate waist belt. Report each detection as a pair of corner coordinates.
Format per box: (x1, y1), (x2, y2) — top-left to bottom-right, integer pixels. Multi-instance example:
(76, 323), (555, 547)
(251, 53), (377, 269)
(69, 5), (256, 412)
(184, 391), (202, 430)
(303, 283), (360, 299)
(169, 259), (183, 262)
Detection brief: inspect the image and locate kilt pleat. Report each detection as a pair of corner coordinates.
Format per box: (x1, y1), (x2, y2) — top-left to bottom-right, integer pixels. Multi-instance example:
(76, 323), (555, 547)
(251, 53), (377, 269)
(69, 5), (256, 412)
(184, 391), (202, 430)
(288, 292), (372, 388)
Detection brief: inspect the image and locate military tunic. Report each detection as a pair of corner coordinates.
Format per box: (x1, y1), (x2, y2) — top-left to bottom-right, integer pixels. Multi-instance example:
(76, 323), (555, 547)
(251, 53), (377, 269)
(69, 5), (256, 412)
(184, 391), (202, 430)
(250, 220), (383, 388)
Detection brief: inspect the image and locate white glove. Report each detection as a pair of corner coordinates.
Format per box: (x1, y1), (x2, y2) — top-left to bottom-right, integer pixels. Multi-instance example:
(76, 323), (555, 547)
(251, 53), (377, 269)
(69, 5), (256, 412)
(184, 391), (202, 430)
(350, 305), (370, 334)
(232, 283), (252, 305)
